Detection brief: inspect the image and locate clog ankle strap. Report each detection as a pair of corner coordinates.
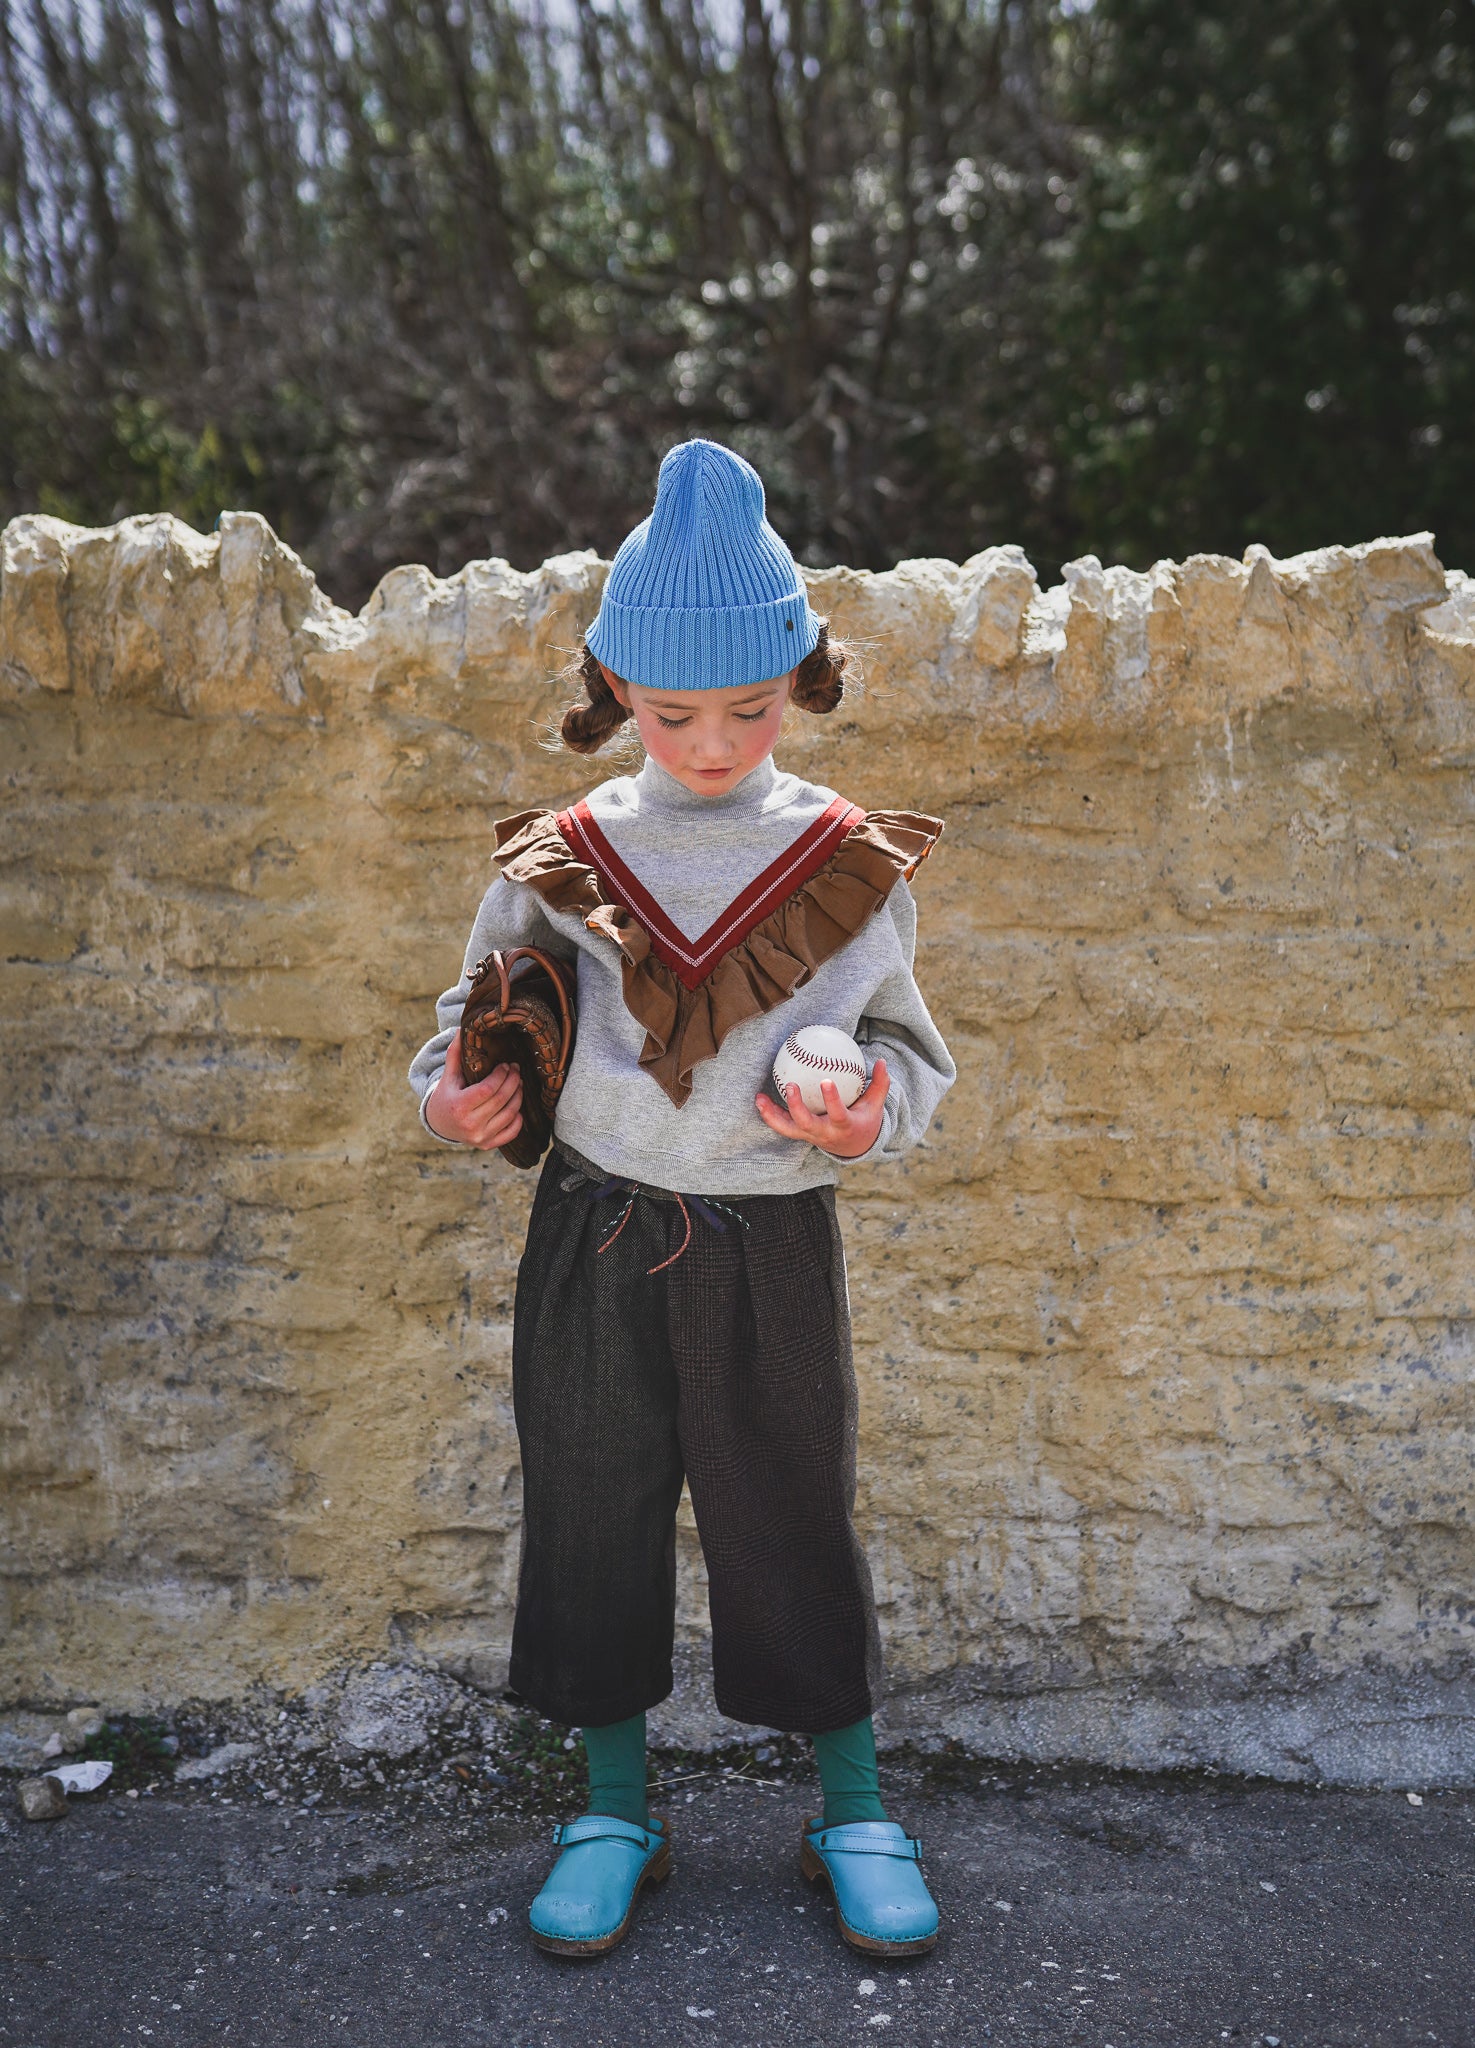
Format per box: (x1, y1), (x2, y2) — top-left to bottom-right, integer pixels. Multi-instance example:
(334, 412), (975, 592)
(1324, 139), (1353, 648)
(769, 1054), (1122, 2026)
(553, 1814), (663, 1850)
(806, 1822), (923, 1860)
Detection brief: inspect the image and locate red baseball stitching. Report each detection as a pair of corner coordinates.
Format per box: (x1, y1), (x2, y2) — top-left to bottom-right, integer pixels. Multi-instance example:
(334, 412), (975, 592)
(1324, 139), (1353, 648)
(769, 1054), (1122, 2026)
(779, 1036), (867, 1078)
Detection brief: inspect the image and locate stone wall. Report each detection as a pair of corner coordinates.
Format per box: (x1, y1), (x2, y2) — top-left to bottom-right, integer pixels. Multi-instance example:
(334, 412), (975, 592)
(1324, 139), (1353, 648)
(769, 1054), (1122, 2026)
(4, 510), (1474, 1784)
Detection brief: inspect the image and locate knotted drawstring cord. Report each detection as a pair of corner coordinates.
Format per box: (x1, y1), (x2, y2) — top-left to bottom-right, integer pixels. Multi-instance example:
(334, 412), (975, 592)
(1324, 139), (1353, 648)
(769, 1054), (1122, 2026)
(587, 1178), (749, 1273)
(646, 1192), (693, 1274)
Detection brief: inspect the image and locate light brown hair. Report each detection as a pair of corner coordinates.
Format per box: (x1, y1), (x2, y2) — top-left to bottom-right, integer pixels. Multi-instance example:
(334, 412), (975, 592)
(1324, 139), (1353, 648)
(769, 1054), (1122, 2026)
(559, 618), (850, 756)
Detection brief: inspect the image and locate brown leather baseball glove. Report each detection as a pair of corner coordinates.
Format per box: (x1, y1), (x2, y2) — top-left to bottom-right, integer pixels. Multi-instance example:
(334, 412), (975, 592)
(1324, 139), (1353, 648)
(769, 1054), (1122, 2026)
(457, 946), (577, 1170)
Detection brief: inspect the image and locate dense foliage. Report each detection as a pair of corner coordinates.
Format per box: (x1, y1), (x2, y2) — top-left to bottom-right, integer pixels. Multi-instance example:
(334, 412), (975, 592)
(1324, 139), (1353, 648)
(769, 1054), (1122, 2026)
(1, 0), (1471, 606)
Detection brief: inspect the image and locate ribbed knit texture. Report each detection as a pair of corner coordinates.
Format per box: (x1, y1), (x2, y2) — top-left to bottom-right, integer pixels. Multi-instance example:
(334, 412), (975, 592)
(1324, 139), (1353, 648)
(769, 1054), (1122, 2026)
(812, 1715), (889, 1826)
(586, 438), (822, 690)
(581, 1712), (649, 1826)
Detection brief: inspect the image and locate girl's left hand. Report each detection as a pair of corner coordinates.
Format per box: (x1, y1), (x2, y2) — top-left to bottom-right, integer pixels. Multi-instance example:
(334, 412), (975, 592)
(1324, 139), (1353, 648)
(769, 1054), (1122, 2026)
(755, 1057), (890, 1160)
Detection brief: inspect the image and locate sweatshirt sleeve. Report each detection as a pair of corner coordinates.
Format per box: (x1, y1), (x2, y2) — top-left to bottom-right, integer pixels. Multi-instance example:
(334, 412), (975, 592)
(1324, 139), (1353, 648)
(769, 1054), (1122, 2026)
(406, 874), (578, 1148)
(842, 875), (956, 1169)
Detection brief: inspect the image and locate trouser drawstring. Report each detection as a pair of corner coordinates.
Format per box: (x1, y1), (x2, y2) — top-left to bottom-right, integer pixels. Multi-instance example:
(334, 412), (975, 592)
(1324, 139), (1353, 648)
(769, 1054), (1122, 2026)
(587, 1178), (750, 1273)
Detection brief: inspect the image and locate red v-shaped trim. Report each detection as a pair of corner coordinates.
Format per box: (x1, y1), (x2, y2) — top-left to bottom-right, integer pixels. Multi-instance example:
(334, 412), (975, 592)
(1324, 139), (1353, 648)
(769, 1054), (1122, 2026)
(556, 794), (865, 990)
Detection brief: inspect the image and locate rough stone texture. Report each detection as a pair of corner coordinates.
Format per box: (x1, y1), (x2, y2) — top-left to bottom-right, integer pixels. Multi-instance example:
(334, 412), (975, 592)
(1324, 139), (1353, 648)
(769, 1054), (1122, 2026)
(63, 1705), (104, 1749)
(0, 1710), (72, 1772)
(4, 510), (1475, 1784)
(324, 1664), (465, 1759)
(172, 1742), (261, 1783)
(16, 1774), (67, 1820)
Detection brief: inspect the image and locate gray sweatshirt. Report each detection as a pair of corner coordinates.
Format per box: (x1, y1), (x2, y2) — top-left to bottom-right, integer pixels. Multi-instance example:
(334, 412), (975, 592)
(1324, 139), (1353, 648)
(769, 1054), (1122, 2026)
(406, 754), (955, 1197)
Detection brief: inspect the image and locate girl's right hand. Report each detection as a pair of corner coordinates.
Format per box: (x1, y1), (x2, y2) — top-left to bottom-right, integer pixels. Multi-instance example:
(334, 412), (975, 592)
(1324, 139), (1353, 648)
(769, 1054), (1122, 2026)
(424, 1032), (524, 1149)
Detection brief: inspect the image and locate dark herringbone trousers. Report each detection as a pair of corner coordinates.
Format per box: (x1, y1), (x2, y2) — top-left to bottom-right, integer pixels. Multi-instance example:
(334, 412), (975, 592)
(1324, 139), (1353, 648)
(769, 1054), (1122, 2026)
(506, 1141), (884, 1734)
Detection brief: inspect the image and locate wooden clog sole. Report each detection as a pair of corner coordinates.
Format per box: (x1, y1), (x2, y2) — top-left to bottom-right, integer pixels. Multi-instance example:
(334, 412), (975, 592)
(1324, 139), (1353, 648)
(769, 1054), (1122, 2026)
(800, 1835), (939, 1957)
(530, 1837), (672, 1958)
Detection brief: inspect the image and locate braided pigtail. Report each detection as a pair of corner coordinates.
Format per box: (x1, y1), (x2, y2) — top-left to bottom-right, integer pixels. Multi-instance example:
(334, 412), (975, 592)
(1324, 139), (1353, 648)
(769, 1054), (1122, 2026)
(559, 643), (634, 755)
(789, 618), (848, 713)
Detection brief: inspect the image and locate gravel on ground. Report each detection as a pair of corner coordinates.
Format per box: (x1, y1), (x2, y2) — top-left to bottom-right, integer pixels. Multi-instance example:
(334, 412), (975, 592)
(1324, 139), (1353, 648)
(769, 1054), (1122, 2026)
(5, 1728), (1471, 2047)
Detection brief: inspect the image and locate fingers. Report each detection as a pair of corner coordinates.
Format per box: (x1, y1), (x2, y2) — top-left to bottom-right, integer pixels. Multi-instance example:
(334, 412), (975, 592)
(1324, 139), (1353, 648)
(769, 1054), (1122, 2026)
(781, 1079), (825, 1133)
(756, 1082), (853, 1146)
(754, 1089), (805, 1140)
(434, 1036), (530, 1150)
(464, 1061), (522, 1112)
(442, 1043), (521, 1114)
(820, 1079), (855, 1130)
(445, 1032), (501, 1102)
(782, 1078), (854, 1137)
(757, 1063), (888, 1159)
(855, 1056), (890, 1108)
(469, 1071), (522, 1146)
(472, 1104), (523, 1150)
(433, 1051), (524, 1147)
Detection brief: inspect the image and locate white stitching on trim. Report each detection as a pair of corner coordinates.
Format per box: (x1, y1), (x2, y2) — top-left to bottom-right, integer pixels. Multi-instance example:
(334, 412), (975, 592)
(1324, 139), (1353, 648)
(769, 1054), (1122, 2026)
(567, 802), (861, 971)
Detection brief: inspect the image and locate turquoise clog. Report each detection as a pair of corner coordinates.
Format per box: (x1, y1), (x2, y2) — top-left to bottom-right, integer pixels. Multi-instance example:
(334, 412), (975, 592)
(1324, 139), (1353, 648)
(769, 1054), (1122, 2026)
(800, 1817), (940, 1956)
(529, 1812), (672, 1956)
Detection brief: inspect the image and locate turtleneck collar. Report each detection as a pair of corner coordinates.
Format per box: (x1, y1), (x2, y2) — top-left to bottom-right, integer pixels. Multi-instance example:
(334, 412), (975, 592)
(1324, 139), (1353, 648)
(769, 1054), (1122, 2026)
(634, 753), (781, 815)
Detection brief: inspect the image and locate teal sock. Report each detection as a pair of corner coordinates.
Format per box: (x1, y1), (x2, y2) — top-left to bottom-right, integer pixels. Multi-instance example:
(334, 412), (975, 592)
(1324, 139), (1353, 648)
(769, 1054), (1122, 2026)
(581, 1711), (649, 1826)
(812, 1715), (888, 1826)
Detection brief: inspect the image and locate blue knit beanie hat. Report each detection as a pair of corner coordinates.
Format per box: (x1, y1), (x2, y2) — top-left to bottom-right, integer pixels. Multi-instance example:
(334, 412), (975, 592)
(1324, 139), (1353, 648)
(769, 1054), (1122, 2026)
(585, 438), (822, 691)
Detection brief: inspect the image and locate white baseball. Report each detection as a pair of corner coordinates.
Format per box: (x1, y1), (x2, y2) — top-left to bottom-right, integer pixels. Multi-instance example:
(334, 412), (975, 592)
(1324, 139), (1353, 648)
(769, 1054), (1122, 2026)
(772, 1026), (869, 1115)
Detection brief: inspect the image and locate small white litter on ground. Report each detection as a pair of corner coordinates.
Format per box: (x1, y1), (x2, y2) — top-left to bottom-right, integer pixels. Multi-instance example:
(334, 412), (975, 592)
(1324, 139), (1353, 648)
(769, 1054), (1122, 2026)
(44, 1759), (112, 1794)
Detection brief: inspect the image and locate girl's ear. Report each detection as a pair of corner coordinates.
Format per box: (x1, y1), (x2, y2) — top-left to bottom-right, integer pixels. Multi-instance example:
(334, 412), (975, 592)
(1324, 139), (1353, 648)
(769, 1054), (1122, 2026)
(598, 661), (632, 709)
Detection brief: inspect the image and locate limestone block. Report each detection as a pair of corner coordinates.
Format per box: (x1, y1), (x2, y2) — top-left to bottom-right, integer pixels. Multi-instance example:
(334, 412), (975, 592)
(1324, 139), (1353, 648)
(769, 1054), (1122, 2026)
(17, 1776), (67, 1821)
(950, 544), (1039, 667)
(0, 517), (73, 693)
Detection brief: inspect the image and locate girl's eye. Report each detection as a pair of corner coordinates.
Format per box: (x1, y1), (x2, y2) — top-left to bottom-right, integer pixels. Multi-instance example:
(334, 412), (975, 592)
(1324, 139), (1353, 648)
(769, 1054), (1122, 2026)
(651, 705), (771, 728)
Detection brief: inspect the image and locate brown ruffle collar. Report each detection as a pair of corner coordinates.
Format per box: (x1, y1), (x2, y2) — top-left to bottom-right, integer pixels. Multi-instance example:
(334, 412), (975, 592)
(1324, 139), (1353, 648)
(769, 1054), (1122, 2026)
(490, 800), (942, 1108)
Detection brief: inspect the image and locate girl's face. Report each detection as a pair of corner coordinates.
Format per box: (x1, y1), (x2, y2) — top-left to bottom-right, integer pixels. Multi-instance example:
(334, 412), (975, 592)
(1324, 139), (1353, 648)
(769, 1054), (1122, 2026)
(599, 663), (794, 797)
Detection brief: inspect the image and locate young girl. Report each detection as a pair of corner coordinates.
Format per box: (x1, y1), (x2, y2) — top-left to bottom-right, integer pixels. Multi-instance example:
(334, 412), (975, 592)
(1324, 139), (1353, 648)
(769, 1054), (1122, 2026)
(407, 438), (955, 1960)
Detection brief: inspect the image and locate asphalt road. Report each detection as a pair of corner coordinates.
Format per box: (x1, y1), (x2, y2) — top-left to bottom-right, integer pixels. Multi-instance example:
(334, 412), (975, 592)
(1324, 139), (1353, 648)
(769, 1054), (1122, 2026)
(4, 1760), (1472, 2047)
